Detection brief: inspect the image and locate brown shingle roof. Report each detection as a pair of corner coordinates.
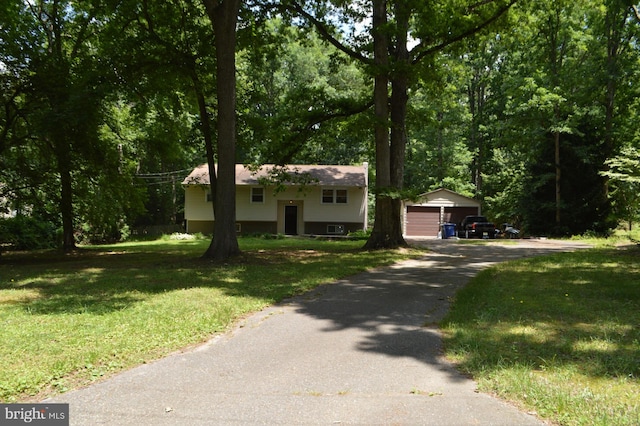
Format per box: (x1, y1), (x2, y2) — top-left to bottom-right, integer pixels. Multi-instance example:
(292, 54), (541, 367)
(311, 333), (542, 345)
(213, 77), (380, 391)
(182, 164), (368, 187)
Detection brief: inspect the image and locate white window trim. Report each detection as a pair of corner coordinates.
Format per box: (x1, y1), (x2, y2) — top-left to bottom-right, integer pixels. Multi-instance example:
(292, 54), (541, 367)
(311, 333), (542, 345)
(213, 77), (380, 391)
(251, 187), (265, 204)
(321, 188), (348, 204)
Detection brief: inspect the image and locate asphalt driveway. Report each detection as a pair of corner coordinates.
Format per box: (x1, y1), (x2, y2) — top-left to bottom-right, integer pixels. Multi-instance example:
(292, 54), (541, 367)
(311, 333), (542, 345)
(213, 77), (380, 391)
(48, 238), (590, 425)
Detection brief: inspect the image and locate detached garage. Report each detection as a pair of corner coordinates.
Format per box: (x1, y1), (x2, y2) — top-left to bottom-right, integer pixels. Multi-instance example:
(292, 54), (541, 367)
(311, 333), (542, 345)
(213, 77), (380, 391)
(402, 188), (481, 237)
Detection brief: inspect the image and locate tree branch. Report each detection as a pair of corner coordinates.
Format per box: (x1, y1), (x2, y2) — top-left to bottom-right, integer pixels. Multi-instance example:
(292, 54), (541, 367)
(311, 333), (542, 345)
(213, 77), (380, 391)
(632, 4), (640, 23)
(411, 0), (518, 65)
(301, 99), (374, 131)
(279, 1), (373, 65)
(71, 6), (98, 59)
(274, 98), (374, 164)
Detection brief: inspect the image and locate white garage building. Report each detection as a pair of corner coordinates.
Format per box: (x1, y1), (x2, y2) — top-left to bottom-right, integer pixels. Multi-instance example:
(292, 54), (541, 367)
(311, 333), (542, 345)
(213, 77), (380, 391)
(402, 188), (481, 237)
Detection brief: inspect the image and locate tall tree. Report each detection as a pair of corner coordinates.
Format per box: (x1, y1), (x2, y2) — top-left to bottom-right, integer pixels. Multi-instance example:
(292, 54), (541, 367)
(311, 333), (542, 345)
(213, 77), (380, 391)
(597, 0), (640, 229)
(405, 61), (474, 195)
(366, 0), (395, 248)
(283, 0), (517, 248)
(596, 0), (640, 192)
(603, 146), (640, 230)
(107, 0), (241, 258)
(1, 0), (112, 250)
(102, 0), (217, 229)
(475, 0), (640, 235)
(237, 19), (371, 165)
(201, 0), (241, 260)
(463, 38), (500, 196)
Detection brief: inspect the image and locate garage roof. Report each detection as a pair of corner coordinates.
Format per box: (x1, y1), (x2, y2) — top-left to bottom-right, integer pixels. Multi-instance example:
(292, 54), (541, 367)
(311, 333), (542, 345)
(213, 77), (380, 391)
(407, 188), (480, 208)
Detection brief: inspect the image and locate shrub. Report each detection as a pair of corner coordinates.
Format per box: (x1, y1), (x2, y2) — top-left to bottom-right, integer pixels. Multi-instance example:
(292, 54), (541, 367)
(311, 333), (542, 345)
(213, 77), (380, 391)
(243, 233), (285, 240)
(347, 229), (372, 240)
(77, 220), (130, 245)
(0, 216), (59, 250)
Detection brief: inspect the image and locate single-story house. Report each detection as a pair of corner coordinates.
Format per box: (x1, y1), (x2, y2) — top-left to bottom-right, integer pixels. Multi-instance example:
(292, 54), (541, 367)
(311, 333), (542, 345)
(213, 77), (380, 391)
(182, 163), (369, 236)
(402, 188), (481, 237)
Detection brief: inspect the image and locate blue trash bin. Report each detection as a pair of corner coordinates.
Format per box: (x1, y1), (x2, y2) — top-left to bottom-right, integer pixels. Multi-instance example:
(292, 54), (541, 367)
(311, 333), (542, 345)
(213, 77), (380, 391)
(442, 223), (456, 239)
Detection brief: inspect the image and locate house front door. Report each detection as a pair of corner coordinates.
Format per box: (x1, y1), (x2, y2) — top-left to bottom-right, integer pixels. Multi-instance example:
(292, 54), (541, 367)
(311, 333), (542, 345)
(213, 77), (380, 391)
(284, 205), (298, 235)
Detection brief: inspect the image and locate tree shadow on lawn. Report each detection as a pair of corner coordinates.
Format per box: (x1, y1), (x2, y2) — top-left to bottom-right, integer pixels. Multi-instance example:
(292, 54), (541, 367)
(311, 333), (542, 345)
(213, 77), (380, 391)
(5, 240), (636, 384)
(439, 245), (640, 381)
(0, 246), (383, 315)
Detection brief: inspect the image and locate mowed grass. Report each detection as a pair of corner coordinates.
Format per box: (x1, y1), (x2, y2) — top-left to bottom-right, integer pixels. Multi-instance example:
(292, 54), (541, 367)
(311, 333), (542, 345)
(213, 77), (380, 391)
(0, 237), (417, 402)
(441, 245), (640, 426)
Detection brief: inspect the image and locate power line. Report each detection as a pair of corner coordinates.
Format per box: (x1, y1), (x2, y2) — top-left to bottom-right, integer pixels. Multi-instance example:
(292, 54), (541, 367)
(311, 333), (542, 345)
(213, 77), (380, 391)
(135, 168), (192, 178)
(134, 180), (183, 186)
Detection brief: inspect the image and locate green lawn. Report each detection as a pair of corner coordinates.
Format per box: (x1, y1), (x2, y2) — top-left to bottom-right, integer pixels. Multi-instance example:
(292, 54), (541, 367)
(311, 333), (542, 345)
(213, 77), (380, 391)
(4, 233), (639, 424)
(0, 236), (416, 402)
(441, 245), (640, 426)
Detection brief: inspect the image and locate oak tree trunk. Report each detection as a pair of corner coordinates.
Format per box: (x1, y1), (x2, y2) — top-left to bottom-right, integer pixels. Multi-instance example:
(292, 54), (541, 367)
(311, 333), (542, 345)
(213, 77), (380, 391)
(364, 0), (395, 250)
(202, 0), (241, 260)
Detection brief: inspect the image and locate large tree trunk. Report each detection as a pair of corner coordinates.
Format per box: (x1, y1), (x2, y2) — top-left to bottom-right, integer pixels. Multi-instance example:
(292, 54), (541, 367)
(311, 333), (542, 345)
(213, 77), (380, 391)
(290, 1), (516, 249)
(49, 1), (76, 251)
(364, 0), (409, 249)
(363, 0), (395, 250)
(202, 0), (240, 260)
(389, 2), (410, 247)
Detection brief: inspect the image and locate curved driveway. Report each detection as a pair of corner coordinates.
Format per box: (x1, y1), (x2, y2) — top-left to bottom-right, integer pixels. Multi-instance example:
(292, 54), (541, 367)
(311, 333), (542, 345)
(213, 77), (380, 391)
(49, 239), (590, 425)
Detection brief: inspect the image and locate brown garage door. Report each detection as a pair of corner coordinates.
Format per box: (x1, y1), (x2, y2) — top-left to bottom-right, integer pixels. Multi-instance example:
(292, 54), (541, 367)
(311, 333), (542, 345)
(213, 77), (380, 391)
(406, 206), (440, 236)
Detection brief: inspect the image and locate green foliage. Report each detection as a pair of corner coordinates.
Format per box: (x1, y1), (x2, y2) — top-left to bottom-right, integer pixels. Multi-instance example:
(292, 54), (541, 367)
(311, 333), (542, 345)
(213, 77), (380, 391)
(482, 148), (528, 227)
(0, 216), (59, 250)
(97, 1), (213, 229)
(346, 228), (372, 240)
(237, 19), (371, 165)
(604, 145), (640, 184)
(2, 0), (639, 251)
(470, 0), (639, 236)
(242, 233), (286, 240)
(405, 63), (475, 193)
(603, 146), (640, 229)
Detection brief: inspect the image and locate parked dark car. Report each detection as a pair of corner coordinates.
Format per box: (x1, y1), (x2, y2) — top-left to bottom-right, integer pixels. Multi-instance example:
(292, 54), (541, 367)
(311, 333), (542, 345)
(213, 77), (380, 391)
(458, 215), (496, 239)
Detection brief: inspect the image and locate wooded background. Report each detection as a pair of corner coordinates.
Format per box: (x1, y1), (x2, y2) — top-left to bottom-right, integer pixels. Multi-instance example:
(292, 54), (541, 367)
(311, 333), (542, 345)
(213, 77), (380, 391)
(1, 0), (639, 256)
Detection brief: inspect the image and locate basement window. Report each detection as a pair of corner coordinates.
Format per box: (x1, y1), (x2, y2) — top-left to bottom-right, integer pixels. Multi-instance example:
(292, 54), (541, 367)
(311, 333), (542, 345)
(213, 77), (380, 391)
(327, 224), (345, 234)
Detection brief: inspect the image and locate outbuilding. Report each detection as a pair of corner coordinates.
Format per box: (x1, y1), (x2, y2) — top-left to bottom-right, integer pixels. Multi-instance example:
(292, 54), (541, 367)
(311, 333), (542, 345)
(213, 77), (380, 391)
(402, 188), (481, 237)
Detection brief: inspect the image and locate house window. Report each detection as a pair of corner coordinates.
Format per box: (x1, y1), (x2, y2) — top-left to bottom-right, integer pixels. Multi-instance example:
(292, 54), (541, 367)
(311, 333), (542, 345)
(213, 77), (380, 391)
(327, 224), (345, 234)
(251, 187), (264, 203)
(322, 189), (348, 204)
